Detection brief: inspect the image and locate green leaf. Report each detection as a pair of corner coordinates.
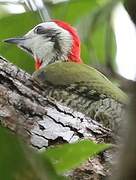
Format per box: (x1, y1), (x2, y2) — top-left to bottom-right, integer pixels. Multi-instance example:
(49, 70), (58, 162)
(91, 21), (107, 64)
(49, 0), (101, 24)
(0, 126), (66, 180)
(81, 43), (91, 64)
(75, 0), (117, 65)
(42, 140), (110, 174)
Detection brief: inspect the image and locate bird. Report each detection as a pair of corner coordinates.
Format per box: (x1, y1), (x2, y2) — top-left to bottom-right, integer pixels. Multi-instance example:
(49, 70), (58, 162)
(4, 19), (128, 133)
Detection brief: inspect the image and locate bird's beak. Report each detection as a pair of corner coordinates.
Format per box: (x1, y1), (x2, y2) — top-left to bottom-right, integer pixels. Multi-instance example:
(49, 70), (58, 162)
(3, 37), (33, 55)
(3, 37), (26, 45)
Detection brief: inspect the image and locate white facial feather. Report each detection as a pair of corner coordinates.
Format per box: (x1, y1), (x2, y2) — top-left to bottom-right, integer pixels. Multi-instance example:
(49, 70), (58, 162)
(22, 22), (72, 67)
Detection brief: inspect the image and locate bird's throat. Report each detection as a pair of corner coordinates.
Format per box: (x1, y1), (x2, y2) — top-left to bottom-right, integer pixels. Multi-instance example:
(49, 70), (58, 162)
(35, 57), (42, 70)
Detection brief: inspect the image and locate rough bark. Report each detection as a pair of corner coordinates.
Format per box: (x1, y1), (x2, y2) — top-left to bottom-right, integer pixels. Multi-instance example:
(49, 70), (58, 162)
(0, 56), (113, 179)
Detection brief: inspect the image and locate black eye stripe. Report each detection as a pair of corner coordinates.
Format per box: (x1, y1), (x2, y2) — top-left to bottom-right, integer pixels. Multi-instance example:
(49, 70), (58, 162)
(44, 30), (58, 37)
(20, 45), (33, 55)
(42, 30), (61, 42)
(34, 26), (58, 36)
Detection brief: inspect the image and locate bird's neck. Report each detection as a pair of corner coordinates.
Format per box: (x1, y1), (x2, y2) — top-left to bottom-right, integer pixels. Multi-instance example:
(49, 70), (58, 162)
(46, 52), (82, 66)
(35, 50), (82, 70)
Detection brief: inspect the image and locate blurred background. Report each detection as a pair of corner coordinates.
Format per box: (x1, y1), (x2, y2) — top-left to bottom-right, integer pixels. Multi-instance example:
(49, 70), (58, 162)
(0, 0), (136, 83)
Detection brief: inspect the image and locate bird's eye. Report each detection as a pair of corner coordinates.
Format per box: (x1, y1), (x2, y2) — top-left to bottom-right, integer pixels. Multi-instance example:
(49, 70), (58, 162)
(34, 26), (45, 34)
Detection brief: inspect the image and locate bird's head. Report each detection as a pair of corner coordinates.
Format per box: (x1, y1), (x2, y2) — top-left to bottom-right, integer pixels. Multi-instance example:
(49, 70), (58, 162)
(4, 20), (82, 70)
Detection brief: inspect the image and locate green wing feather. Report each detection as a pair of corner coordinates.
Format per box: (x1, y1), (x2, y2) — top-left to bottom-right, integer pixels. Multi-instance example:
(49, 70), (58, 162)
(33, 62), (128, 104)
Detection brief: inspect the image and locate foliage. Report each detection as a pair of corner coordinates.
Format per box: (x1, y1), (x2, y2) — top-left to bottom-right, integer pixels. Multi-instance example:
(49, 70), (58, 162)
(0, 126), (109, 179)
(42, 140), (110, 173)
(0, 126), (65, 180)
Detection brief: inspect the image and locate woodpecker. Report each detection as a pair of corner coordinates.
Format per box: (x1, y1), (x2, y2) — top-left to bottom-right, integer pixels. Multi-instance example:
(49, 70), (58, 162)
(4, 20), (127, 132)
